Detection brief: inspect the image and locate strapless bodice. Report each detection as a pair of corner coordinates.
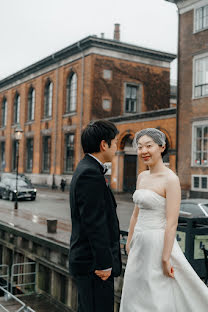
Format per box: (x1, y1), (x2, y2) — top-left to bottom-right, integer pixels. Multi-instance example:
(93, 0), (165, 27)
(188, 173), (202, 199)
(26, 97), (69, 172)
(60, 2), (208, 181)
(133, 189), (166, 231)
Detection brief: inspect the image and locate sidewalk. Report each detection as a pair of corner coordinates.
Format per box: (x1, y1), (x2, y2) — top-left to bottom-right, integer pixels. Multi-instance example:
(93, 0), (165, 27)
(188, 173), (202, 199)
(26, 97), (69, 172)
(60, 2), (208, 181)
(36, 185), (133, 202)
(0, 203), (71, 247)
(0, 189), (133, 247)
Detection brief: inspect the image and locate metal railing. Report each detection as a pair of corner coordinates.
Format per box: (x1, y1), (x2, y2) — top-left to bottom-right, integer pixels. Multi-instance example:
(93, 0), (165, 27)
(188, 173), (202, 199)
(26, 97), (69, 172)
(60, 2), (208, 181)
(0, 265), (9, 291)
(11, 262), (36, 295)
(0, 286), (35, 312)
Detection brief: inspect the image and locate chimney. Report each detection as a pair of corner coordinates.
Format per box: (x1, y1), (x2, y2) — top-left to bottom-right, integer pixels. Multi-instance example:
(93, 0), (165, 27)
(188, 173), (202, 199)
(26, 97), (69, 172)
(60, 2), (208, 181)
(114, 23), (120, 41)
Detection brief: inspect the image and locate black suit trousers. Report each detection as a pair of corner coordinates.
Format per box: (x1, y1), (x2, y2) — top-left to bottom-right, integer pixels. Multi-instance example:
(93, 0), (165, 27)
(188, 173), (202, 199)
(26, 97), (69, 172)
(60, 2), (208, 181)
(75, 273), (114, 312)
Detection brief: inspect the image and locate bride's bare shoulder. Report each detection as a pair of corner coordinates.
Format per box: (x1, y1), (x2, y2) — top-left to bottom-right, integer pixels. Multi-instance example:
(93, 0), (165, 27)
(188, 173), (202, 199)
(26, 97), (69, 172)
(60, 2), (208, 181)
(138, 170), (149, 178)
(165, 168), (180, 183)
(136, 170), (149, 185)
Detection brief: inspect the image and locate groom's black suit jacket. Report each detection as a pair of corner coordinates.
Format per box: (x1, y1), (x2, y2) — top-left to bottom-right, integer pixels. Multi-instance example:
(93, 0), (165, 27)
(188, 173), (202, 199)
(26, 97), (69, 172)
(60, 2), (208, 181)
(69, 154), (121, 277)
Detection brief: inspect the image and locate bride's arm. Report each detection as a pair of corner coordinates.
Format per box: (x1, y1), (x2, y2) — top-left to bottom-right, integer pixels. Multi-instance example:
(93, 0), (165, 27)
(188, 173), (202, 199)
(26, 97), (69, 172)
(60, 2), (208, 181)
(126, 204), (139, 254)
(126, 173), (143, 254)
(162, 174), (181, 277)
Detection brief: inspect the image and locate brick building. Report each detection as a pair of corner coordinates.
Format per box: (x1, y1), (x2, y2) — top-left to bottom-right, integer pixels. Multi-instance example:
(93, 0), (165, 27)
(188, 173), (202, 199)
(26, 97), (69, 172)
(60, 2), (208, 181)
(0, 25), (176, 192)
(167, 0), (208, 198)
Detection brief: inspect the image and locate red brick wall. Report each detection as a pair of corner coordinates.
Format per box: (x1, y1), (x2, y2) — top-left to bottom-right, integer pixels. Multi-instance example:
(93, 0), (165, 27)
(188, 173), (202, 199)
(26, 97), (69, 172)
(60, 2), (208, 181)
(0, 52), (172, 181)
(177, 9), (208, 191)
(91, 56), (170, 119)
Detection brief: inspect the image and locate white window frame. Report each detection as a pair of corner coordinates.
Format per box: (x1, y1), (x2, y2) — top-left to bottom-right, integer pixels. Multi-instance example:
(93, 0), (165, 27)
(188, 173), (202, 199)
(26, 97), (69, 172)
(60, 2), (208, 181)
(192, 174), (208, 192)
(192, 120), (208, 167)
(44, 81), (53, 118)
(194, 3), (208, 33)
(123, 82), (141, 115)
(66, 73), (77, 113)
(28, 88), (35, 121)
(193, 52), (208, 99)
(14, 94), (20, 124)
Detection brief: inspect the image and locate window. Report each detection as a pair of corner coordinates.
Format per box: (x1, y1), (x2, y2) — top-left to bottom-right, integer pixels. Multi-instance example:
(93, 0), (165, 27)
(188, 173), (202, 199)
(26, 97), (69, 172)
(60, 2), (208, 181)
(192, 175), (208, 191)
(194, 176), (200, 188)
(195, 5), (208, 32)
(14, 93), (20, 124)
(125, 85), (139, 113)
(12, 140), (18, 171)
(0, 141), (5, 171)
(102, 99), (111, 111)
(103, 69), (112, 80)
(1, 98), (7, 127)
(66, 73), (77, 113)
(26, 138), (33, 172)
(64, 133), (74, 172)
(194, 56), (208, 97)
(28, 87), (35, 121)
(192, 122), (208, 166)
(42, 136), (51, 172)
(44, 81), (53, 118)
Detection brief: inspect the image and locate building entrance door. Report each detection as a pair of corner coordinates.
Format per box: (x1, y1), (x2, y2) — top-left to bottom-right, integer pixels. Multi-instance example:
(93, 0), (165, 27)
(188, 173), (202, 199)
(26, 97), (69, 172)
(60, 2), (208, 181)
(123, 155), (137, 193)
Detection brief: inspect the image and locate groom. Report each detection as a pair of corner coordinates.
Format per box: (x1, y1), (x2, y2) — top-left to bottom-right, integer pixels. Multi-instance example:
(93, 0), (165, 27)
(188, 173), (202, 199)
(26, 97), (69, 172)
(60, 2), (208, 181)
(69, 120), (122, 312)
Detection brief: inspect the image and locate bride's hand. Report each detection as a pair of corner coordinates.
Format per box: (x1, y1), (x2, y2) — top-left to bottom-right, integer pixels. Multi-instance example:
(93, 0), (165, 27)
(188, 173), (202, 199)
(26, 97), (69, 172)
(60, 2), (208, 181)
(162, 260), (174, 278)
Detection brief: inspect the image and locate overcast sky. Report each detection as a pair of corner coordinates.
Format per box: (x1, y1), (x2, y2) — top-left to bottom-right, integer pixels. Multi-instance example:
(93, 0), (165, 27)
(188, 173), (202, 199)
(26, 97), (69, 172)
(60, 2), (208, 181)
(0, 0), (178, 81)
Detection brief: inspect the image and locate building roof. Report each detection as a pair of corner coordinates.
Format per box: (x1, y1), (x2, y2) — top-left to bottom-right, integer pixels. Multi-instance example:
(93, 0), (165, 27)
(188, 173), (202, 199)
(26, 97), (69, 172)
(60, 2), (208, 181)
(106, 107), (176, 123)
(165, 0), (179, 3)
(0, 36), (176, 88)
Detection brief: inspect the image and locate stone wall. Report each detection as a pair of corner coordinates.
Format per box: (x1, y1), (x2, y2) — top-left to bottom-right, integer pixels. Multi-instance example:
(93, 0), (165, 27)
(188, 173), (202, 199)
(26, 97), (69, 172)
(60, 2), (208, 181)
(0, 222), (125, 311)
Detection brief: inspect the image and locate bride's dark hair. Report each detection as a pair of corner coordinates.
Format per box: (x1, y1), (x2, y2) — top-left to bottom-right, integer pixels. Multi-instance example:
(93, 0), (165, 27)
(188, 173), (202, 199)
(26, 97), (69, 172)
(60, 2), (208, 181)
(133, 128), (168, 159)
(161, 138), (169, 159)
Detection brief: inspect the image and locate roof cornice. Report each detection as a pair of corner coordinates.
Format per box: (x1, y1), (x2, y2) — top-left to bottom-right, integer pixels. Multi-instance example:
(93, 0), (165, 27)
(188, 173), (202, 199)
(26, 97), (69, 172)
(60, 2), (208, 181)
(0, 36), (176, 88)
(165, 0), (205, 12)
(106, 107), (176, 123)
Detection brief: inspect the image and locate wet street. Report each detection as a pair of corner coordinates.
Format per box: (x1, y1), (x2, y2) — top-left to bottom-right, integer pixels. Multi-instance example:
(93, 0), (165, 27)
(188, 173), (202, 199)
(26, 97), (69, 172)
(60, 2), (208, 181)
(0, 188), (134, 245)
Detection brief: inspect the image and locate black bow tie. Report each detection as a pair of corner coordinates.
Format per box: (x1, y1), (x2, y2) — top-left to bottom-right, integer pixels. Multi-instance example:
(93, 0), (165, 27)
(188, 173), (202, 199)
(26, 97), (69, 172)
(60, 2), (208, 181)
(103, 165), (108, 174)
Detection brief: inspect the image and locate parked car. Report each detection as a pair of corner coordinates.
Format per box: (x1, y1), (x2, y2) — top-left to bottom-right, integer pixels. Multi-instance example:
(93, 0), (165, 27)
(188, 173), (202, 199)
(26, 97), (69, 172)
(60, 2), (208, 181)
(0, 182), (5, 199)
(180, 199), (208, 218)
(0, 178), (36, 201)
(0, 173), (32, 186)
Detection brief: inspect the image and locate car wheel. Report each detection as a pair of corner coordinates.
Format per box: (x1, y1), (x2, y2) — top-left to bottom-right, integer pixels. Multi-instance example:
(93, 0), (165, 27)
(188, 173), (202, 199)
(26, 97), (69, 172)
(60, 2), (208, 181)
(2, 191), (7, 200)
(31, 196), (36, 201)
(9, 192), (14, 201)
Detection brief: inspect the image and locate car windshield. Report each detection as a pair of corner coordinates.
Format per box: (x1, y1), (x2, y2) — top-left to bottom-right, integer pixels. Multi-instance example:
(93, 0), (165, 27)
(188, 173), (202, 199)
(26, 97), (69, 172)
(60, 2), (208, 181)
(201, 204), (208, 215)
(180, 203), (204, 217)
(10, 180), (28, 188)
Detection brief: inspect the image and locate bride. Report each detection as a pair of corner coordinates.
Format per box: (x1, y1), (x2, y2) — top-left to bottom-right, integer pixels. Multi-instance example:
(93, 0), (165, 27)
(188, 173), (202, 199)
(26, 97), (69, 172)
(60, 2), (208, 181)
(119, 128), (208, 312)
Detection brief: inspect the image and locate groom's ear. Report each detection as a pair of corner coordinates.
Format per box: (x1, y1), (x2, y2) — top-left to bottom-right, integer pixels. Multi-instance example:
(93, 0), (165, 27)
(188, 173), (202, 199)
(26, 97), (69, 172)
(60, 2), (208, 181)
(100, 140), (107, 152)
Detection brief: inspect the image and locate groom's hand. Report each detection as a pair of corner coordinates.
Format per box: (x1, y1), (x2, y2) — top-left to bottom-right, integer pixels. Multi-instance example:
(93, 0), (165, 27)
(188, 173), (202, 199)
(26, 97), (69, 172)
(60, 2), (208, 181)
(94, 269), (111, 281)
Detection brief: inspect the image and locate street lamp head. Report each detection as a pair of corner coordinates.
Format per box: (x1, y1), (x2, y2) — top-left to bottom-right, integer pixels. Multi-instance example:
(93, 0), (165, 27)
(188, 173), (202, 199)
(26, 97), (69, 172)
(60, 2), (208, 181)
(14, 125), (23, 141)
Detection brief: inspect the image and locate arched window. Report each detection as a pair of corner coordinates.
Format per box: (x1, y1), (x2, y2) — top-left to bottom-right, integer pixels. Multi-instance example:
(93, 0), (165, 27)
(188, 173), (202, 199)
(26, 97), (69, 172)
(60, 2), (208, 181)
(66, 73), (77, 113)
(28, 87), (35, 121)
(1, 97), (7, 127)
(44, 80), (53, 118)
(14, 93), (20, 124)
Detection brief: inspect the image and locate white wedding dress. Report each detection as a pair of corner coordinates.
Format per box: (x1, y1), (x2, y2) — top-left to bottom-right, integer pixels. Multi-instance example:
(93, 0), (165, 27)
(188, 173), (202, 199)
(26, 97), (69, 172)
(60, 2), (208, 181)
(119, 189), (208, 312)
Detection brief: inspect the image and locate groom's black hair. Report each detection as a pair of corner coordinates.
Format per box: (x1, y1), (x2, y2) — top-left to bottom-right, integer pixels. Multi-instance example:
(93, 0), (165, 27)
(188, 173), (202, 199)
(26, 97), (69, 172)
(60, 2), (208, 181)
(81, 120), (119, 153)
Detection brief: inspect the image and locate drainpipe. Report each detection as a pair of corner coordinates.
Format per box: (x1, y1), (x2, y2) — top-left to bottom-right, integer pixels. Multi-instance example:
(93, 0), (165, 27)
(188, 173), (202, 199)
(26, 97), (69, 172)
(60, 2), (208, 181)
(77, 42), (85, 161)
(52, 55), (59, 188)
(176, 8), (180, 174)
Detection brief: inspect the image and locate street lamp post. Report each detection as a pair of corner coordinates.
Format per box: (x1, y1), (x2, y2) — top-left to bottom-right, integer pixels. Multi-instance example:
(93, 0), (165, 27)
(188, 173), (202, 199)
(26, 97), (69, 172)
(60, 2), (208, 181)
(14, 125), (23, 210)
